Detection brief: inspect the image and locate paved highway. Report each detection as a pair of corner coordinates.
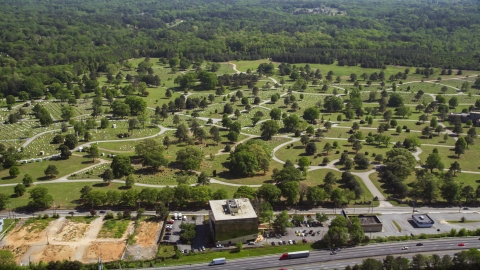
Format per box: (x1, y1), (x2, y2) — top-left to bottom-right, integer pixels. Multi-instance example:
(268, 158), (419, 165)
(145, 237), (479, 270)
(1, 205), (478, 219)
(266, 250), (460, 270)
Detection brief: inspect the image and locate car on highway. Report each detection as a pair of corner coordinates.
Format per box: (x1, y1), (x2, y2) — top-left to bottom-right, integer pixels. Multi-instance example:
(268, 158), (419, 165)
(416, 243), (424, 246)
(402, 246), (408, 250)
(463, 207), (469, 210)
(458, 243), (465, 246)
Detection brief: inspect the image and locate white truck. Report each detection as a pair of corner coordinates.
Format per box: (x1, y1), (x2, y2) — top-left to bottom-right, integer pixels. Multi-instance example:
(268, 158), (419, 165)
(209, 258), (226, 266)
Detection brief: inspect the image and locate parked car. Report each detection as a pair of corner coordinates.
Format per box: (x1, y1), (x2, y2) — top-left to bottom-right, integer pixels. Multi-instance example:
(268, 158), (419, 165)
(165, 232), (171, 235)
(282, 240), (286, 245)
(248, 242), (255, 245)
(288, 240), (293, 245)
(167, 219), (175, 224)
(463, 207), (469, 210)
(302, 239), (307, 243)
(163, 236), (170, 240)
(292, 240), (297, 244)
(278, 241), (283, 245)
(216, 244), (224, 248)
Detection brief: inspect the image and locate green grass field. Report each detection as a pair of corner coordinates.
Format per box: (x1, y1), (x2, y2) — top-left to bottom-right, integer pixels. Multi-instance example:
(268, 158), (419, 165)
(98, 219), (131, 238)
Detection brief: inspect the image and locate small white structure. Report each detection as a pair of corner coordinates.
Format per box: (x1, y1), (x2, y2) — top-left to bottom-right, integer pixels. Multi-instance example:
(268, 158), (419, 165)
(101, 153), (105, 156)
(0, 218), (3, 233)
(39, 151), (44, 156)
(112, 124), (117, 128)
(36, 158), (43, 162)
(21, 160), (27, 164)
(29, 159), (35, 163)
(78, 147), (83, 152)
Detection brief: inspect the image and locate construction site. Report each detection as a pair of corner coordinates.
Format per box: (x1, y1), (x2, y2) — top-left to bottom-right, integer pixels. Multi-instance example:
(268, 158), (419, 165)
(0, 216), (163, 265)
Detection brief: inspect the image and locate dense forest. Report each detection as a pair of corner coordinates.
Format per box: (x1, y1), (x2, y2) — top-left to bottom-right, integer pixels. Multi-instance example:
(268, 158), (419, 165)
(1, 0), (480, 97)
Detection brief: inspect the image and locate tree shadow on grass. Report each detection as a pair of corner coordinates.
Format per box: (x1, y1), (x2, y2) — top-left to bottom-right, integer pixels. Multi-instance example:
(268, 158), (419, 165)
(118, 185), (130, 190)
(1, 176), (16, 180)
(93, 183), (108, 187)
(36, 176), (55, 181)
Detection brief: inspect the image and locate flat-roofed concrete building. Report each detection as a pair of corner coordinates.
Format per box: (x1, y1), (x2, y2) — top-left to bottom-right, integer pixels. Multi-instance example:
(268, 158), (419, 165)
(341, 210), (383, 232)
(209, 198), (258, 245)
(412, 214), (434, 228)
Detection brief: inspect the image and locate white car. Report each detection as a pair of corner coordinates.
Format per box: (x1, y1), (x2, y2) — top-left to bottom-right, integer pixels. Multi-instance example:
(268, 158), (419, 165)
(178, 213), (183, 220)
(402, 246), (409, 250)
(288, 240), (293, 245)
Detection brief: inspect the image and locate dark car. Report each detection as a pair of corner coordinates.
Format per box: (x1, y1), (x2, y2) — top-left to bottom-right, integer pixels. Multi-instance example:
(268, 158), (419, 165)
(309, 230), (314, 234)
(303, 230), (307, 233)
(163, 236), (170, 240)
(271, 242), (276, 246)
(165, 232), (171, 235)
(282, 240), (286, 245)
(416, 243), (423, 246)
(99, 210), (106, 214)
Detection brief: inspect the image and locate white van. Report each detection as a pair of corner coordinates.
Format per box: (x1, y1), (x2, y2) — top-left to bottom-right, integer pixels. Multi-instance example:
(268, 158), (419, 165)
(183, 216), (187, 221)
(174, 213), (178, 220)
(178, 213), (182, 220)
(209, 258), (226, 266)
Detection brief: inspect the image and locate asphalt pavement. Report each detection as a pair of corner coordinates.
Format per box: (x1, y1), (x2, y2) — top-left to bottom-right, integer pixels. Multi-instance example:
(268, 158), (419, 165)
(148, 237), (480, 270)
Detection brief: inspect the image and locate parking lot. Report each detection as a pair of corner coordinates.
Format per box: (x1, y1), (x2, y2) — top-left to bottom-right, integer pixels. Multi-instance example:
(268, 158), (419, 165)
(374, 212), (480, 237)
(260, 215), (331, 247)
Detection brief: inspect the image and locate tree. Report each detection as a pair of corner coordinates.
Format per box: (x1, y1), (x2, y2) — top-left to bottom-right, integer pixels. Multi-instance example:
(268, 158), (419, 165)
(260, 120), (279, 140)
(298, 157), (310, 171)
(143, 151), (168, 171)
(64, 134), (78, 150)
(349, 217), (365, 245)
(176, 146), (204, 171)
(212, 188), (228, 200)
(22, 174), (33, 187)
(44, 165), (59, 178)
(323, 96), (344, 113)
(229, 151), (259, 177)
(233, 186), (257, 200)
(258, 201), (274, 226)
(305, 142), (317, 155)
(449, 96), (459, 108)
(272, 210), (292, 233)
(303, 107), (320, 123)
(395, 106), (411, 118)
(282, 181), (300, 205)
(423, 152), (443, 172)
(387, 93), (404, 107)
(125, 174), (135, 188)
(0, 194), (9, 211)
(9, 166), (20, 178)
(323, 215), (349, 247)
(352, 140), (362, 154)
(323, 142), (332, 154)
(174, 123), (189, 142)
(88, 144), (100, 163)
(14, 183), (26, 197)
(61, 106), (75, 121)
(111, 155), (134, 178)
(269, 108), (282, 120)
(450, 161), (461, 176)
(197, 172), (210, 186)
(102, 168), (114, 185)
(28, 186), (54, 208)
(354, 154), (370, 169)
(283, 114), (300, 132)
(257, 184), (281, 205)
(307, 186), (326, 205)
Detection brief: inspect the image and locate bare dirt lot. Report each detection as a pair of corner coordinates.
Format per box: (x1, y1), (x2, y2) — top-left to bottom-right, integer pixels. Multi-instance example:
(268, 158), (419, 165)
(0, 216), (139, 265)
(124, 219), (163, 261)
(83, 241), (126, 263)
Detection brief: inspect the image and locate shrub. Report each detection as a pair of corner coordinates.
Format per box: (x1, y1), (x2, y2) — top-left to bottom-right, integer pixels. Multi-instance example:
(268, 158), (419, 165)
(105, 212), (115, 220)
(360, 120), (365, 124)
(43, 214), (49, 219)
(403, 125), (408, 129)
(372, 153), (376, 157)
(224, 144), (231, 152)
(335, 150), (340, 154)
(406, 129), (410, 132)
(364, 152), (369, 156)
